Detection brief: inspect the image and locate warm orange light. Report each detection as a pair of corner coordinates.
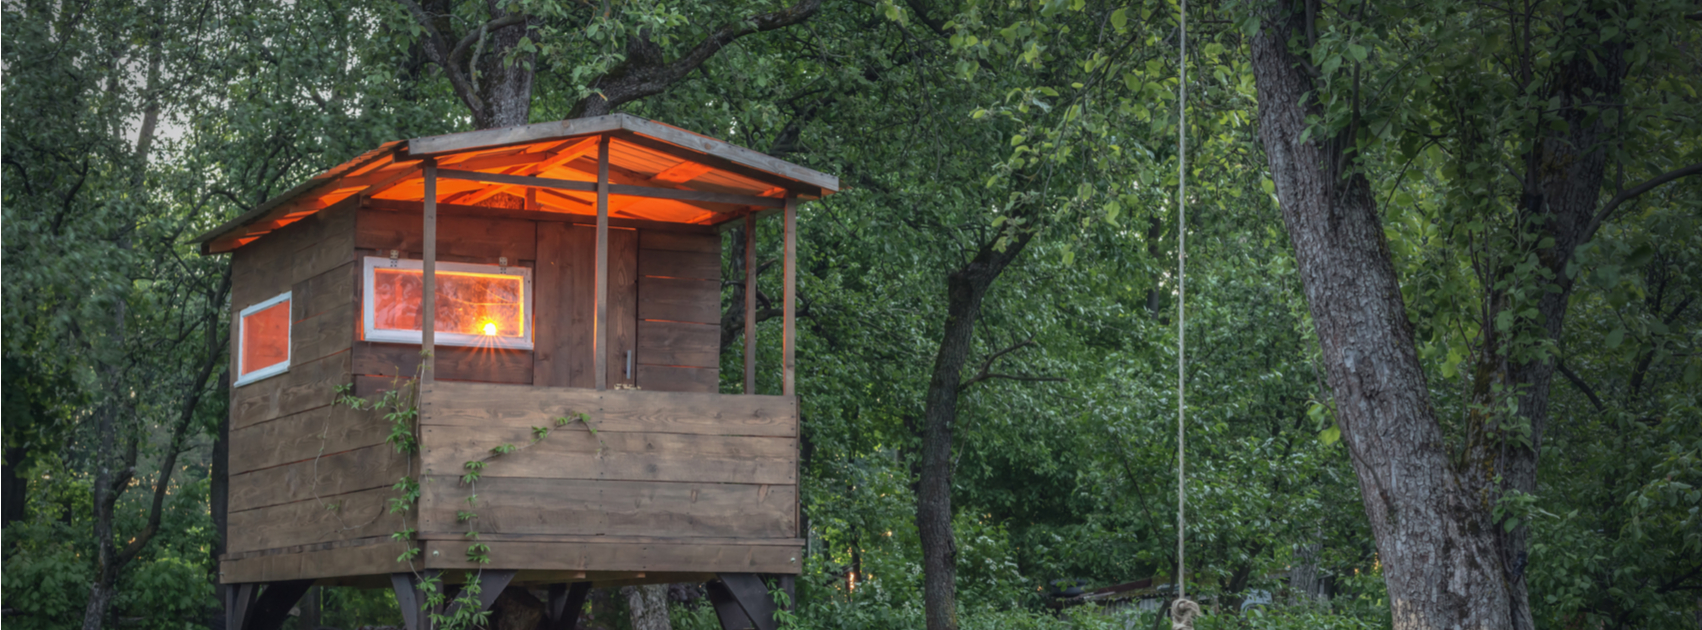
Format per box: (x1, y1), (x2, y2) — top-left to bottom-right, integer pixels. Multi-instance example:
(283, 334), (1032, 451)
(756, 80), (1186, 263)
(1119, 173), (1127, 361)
(483, 321), (497, 336)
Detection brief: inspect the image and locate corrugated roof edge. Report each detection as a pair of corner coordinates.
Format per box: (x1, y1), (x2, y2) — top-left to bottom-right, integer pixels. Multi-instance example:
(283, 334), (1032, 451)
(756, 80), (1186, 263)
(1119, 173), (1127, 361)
(189, 142), (404, 247)
(406, 114), (839, 193)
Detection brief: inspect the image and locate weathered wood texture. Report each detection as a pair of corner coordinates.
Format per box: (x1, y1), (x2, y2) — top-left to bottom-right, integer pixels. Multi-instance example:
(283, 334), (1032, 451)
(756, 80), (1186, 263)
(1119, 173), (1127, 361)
(635, 231), (721, 392)
(420, 539), (801, 574)
(228, 444), (411, 513)
(227, 485), (402, 554)
(420, 426), (796, 485)
(220, 537), (412, 584)
(228, 405), (391, 475)
(355, 209), (538, 263)
(421, 382), (796, 436)
(412, 382), (800, 574)
(533, 224), (638, 388)
(418, 477), (796, 538)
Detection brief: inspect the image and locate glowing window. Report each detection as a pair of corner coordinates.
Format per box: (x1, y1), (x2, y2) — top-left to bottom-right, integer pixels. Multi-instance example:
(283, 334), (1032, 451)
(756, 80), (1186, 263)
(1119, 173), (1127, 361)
(362, 257), (533, 349)
(236, 292), (291, 385)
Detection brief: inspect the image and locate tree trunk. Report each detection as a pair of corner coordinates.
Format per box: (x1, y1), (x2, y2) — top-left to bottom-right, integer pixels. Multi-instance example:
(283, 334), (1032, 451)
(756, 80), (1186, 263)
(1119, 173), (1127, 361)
(621, 584), (671, 630)
(915, 229), (1035, 630)
(82, 399), (124, 630)
(470, 17), (535, 129)
(1247, 3), (1510, 628)
(211, 369), (231, 623)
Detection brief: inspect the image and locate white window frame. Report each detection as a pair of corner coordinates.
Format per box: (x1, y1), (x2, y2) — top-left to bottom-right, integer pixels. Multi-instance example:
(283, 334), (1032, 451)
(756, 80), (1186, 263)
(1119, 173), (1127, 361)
(361, 256), (534, 350)
(234, 291), (292, 386)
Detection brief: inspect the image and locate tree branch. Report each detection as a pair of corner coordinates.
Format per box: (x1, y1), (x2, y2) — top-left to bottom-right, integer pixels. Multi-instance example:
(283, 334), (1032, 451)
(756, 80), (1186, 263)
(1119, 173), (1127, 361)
(959, 338), (1065, 391)
(1556, 359), (1605, 413)
(449, 14), (526, 70)
(1584, 162), (1702, 244)
(571, 0), (824, 117)
(395, 0), (486, 117)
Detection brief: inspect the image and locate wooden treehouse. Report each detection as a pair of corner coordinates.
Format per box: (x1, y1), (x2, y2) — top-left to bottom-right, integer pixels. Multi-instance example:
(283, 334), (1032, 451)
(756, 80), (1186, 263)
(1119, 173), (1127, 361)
(195, 114), (837, 630)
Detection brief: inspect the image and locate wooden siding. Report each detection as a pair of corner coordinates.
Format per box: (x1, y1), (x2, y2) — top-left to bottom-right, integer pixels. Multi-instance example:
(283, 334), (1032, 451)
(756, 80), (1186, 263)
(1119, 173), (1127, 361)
(414, 382), (799, 574)
(221, 537), (410, 584)
(533, 223), (637, 388)
(420, 539), (801, 574)
(635, 231), (721, 392)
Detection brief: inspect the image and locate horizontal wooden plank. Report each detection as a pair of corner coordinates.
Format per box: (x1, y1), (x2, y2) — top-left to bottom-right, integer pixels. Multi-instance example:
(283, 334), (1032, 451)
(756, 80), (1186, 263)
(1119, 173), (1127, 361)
(229, 404), (393, 475)
(292, 261), (357, 322)
(637, 276), (720, 324)
(291, 302), (355, 365)
(621, 116), (837, 193)
(407, 118), (622, 156)
(639, 248), (720, 281)
(436, 168), (597, 193)
(227, 486), (401, 554)
(420, 382), (796, 437)
(418, 477), (796, 539)
(355, 209), (537, 261)
(229, 444), (411, 513)
(419, 426), (795, 484)
(639, 230), (720, 254)
(232, 351), (352, 429)
(636, 365), (718, 393)
(608, 183), (784, 209)
(420, 539), (801, 574)
(415, 533), (805, 546)
(354, 342), (532, 385)
(221, 538), (412, 584)
(362, 198), (717, 235)
(636, 321), (719, 368)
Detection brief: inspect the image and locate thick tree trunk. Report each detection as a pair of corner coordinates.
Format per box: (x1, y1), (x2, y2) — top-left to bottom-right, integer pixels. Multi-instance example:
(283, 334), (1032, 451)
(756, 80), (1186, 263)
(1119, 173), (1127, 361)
(620, 584), (671, 630)
(1248, 4), (1511, 628)
(470, 18), (535, 129)
(915, 230), (1034, 630)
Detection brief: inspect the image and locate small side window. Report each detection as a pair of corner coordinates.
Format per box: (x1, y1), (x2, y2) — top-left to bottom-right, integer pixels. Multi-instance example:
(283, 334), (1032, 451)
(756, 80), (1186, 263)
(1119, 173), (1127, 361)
(236, 292), (291, 385)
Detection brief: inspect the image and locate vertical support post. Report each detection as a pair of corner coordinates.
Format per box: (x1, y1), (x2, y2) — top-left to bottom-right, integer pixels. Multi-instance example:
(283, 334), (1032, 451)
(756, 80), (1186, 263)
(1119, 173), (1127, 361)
(744, 212), (758, 395)
(594, 135), (611, 391)
(526, 187), (538, 211)
(781, 193), (797, 396)
(422, 159), (438, 387)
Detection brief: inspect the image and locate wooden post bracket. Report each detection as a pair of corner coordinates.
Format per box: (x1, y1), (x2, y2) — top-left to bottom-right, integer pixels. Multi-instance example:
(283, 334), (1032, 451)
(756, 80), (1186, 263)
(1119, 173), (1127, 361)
(225, 579), (315, 630)
(544, 581), (593, 630)
(714, 573), (782, 630)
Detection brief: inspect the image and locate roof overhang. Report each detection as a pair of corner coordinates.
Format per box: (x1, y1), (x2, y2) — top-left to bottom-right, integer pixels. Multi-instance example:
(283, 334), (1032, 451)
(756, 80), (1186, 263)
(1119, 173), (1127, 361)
(192, 114), (838, 254)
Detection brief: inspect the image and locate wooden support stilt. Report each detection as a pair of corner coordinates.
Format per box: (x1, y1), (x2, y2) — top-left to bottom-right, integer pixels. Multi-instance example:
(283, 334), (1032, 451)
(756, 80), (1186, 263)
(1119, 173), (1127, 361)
(224, 580), (314, 630)
(442, 569), (517, 620)
(781, 194), (797, 396)
(390, 571), (436, 630)
(719, 573), (780, 630)
(416, 159), (439, 463)
(594, 135), (611, 391)
(545, 582), (592, 630)
(705, 579), (755, 630)
(744, 212), (758, 395)
(226, 583), (256, 630)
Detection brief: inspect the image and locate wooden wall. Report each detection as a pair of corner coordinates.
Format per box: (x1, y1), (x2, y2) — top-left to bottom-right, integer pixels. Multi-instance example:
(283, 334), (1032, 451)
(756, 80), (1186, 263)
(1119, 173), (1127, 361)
(224, 199), (750, 581)
(224, 198), (411, 582)
(416, 382), (802, 574)
(353, 202), (723, 394)
(635, 231), (722, 392)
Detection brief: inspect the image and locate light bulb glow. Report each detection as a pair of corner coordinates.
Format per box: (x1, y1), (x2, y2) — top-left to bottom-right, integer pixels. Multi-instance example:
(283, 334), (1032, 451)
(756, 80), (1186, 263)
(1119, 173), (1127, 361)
(482, 321), (498, 336)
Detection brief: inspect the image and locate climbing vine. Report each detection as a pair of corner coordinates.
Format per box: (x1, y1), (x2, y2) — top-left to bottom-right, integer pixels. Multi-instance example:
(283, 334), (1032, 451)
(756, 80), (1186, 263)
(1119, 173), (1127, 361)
(330, 356), (603, 629)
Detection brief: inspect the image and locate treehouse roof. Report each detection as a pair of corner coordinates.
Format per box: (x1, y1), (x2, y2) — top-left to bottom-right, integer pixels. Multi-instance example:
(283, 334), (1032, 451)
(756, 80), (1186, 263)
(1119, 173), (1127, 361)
(192, 114), (839, 254)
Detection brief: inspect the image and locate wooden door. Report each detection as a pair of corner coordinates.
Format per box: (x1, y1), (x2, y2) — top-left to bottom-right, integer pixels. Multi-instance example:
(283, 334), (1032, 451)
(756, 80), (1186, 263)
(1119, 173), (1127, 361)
(533, 223), (636, 389)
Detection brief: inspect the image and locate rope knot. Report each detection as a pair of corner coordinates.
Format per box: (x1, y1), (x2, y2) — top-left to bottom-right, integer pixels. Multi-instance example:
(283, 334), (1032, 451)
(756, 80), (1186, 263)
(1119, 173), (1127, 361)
(1170, 598), (1201, 630)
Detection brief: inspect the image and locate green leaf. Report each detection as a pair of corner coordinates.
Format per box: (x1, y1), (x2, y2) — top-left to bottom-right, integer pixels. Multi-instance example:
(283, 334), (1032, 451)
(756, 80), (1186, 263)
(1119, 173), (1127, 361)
(1111, 8), (1129, 32)
(1319, 426), (1341, 445)
(1606, 328), (1625, 348)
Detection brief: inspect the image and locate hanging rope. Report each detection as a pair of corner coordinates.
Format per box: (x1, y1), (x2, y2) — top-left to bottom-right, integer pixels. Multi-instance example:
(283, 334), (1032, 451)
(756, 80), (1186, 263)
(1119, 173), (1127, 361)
(1172, 0), (1196, 628)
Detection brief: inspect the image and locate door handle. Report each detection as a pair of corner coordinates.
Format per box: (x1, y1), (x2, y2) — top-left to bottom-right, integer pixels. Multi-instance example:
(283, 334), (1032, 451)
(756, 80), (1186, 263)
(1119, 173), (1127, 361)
(626, 350), (634, 380)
